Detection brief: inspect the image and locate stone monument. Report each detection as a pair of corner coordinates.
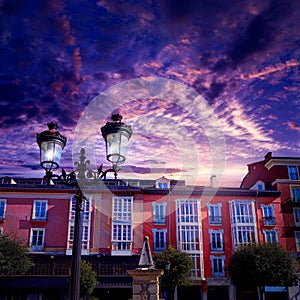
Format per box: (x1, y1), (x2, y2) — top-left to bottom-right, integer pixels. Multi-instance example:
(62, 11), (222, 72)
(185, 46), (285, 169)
(127, 236), (164, 300)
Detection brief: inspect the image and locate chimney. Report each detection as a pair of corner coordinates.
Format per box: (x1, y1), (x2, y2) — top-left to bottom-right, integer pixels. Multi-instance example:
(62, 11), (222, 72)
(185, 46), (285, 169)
(264, 152), (272, 160)
(210, 175), (216, 188)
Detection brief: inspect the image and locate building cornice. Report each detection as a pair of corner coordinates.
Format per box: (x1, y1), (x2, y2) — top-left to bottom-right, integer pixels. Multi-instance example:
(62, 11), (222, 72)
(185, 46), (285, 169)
(271, 179), (300, 186)
(265, 158), (300, 170)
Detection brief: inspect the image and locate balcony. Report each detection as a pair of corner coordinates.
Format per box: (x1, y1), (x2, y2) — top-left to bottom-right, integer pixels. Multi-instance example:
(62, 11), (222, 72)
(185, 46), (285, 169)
(24, 254), (139, 278)
(212, 270), (226, 278)
(30, 245), (44, 252)
(153, 216), (166, 225)
(209, 216), (222, 225)
(210, 243), (224, 252)
(263, 216), (276, 226)
(111, 241), (132, 256)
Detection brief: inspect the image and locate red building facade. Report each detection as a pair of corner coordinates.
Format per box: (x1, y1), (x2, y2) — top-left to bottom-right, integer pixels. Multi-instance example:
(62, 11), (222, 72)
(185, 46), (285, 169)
(0, 156), (299, 300)
(241, 152), (300, 253)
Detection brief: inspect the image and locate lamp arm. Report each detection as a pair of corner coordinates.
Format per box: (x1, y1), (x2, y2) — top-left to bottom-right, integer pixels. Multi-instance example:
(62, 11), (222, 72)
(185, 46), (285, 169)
(74, 148), (120, 181)
(44, 169), (77, 187)
(44, 147), (120, 186)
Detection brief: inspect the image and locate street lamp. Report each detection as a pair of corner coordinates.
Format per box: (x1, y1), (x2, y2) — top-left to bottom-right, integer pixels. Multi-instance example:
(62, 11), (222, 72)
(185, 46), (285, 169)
(36, 114), (132, 300)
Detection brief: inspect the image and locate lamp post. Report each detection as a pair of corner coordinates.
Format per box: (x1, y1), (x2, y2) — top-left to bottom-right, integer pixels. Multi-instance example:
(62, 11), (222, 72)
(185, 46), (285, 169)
(36, 114), (132, 300)
(165, 261), (171, 300)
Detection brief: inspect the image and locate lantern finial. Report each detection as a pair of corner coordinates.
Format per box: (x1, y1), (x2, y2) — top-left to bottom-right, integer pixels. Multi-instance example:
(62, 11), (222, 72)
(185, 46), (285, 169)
(111, 114), (122, 122)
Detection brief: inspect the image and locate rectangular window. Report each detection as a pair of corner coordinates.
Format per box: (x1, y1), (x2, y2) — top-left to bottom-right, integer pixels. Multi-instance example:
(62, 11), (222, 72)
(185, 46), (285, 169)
(180, 225), (199, 251)
(207, 203), (222, 225)
(112, 197), (132, 222)
(83, 197), (91, 221)
(263, 229), (278, 244)
(69, 196), (91, 221)
(230, 200), (257, 250)
(30, 228), (45, 252)
(257, 184), (264, 190)
(68, 224), (89, 250)
(112, 224), (132, 251)
(261, 204), (275, 226)
(291, 186), (300, 203)
(190, 253), (201, 278)
(111, 197), (133, 255)
(67, 195), (91, 255)
(152, 203), (166, 224)
(233, 225), (256, 245)
(209, 229), (224, 252)
(294, 208), (300, 226)
(152, 229), (167, 251)
(231, 201), (254, 224)
(176, 199), (203, 278)
(0, 199), (7, 220)
(158, 183), (168, 189)
(177, 199), (199, 223)
(210, 256), (225, 278)
(295, 232), (300, 252)
(32, 200), (47, 220)
(288, 166), (299, 180)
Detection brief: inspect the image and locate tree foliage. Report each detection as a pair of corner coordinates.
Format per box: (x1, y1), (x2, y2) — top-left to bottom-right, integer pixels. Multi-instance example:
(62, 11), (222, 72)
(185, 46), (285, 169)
(0, 234), (34, 275)
(80, 260), (98, 300)
(154, 246), (193, 289)
(229, 243), (298, 288)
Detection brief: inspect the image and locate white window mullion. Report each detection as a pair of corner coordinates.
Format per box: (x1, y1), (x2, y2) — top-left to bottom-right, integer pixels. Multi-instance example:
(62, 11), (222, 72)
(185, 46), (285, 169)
(111, 196), (133, 255)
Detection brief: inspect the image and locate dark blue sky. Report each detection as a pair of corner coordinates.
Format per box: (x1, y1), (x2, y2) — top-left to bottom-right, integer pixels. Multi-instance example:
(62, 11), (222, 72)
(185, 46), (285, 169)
(0, 0), (299, 187)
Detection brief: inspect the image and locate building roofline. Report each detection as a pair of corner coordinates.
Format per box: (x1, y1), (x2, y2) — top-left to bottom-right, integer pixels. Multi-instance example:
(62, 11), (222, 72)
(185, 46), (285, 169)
(0, 177), (281, 198)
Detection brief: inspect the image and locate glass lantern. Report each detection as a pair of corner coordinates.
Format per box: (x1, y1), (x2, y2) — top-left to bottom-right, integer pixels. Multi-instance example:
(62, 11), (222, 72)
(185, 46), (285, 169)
(101, 114), (132, 165)
(36, 122), (67, 171)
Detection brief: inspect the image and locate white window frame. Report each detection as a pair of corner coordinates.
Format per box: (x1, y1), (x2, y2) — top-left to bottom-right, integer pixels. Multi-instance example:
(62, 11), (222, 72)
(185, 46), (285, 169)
(176, 199), (203, 278)
(190, 253), (201, 278)
(294, 208), (300, 227)
(291, 186), (300, 203)
(112, 224), (132, 252)
(261, 204), (275, 226)
(288, 166), (299, 180)
(30, 228), (45, 252)
(66, 195), (91, 255)
(177, 199), (200, 224)
(112, 196), (132, 222)
(230, 200), (258, 250)
(152, 228), (167, 252)
(210, 255), (225, 278)
(32, 200), (48, 220)
(230, 200), (255, 224)
(209, 229), (224, 252)
(152, 202), (167, 224)
(263, 229), (278, 244)
(111, 196), (133, 256)
(0, 199), (7, 220)
(207, 203), (222, 225)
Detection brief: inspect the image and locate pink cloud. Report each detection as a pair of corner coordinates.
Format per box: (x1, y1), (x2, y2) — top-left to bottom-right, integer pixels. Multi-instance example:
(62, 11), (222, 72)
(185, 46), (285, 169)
(286, 121), (300, 132)
(269, 114), (278, 120)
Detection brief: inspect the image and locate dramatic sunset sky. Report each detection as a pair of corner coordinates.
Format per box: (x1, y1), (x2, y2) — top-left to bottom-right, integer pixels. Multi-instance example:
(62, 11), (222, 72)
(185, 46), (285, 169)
(0, 0), (299, 188)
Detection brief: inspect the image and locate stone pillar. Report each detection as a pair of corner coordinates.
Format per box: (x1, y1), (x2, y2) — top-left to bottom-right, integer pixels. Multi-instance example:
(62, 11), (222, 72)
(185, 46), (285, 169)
(127, 268), (164, 300)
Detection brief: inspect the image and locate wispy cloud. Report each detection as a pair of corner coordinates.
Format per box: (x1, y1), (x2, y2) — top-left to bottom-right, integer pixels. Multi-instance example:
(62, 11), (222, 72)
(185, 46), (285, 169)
(286, 121), (300, 132)
(241, 60), (299, 80)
